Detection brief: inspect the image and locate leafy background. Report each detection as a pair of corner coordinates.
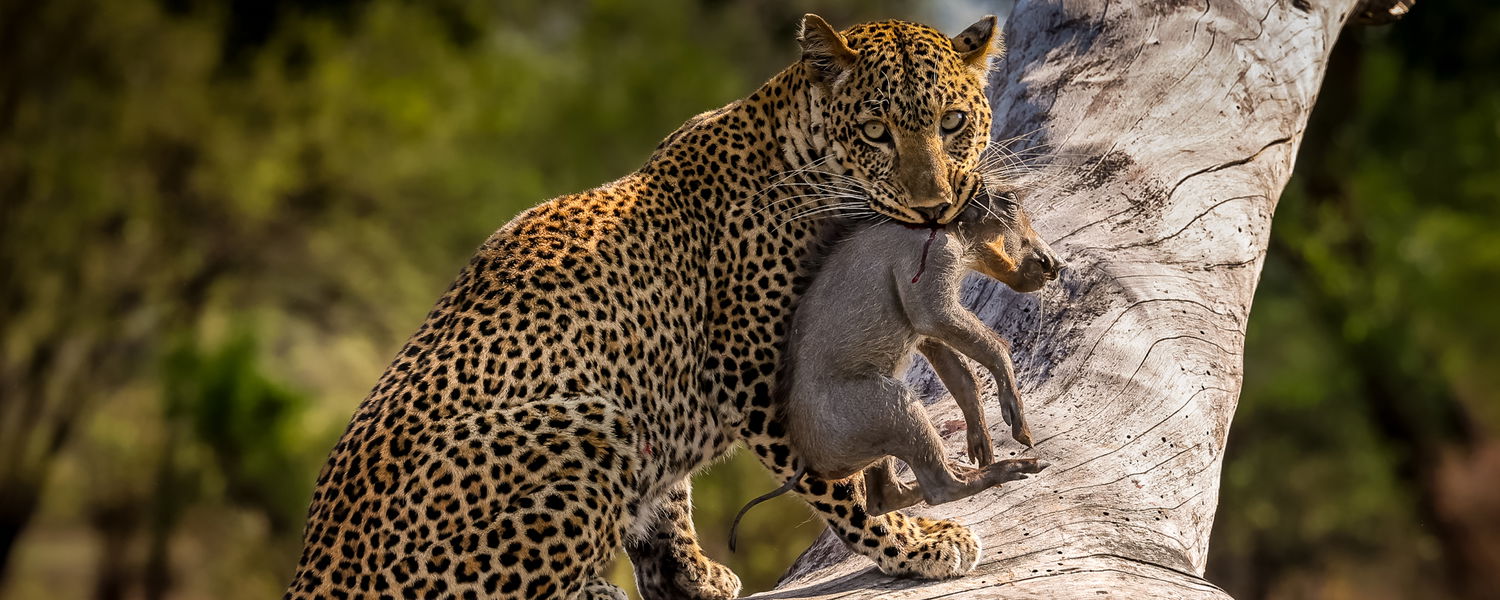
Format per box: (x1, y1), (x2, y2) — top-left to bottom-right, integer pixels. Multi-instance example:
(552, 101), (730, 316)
(0, 0), (1495, 598)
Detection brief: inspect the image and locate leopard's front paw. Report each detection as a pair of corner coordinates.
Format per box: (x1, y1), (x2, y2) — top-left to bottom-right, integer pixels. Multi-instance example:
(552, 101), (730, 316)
(635, 546), (742, 600)
(576, 578), (630, 600)
(673, 555), (742, 600)
(874, 516), (980, 580)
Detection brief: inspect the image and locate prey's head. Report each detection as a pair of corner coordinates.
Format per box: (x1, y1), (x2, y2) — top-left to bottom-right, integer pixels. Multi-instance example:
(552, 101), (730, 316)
(960, 190), (1064, 293)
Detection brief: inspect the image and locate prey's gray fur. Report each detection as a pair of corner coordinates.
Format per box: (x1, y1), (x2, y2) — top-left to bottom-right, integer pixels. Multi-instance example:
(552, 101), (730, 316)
(729, 192), (1064, 550)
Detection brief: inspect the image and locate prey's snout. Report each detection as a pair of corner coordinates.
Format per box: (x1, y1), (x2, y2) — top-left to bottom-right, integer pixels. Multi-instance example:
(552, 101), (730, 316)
(1033, 247), (1065, 281)
(1009, 240), (1064, 294)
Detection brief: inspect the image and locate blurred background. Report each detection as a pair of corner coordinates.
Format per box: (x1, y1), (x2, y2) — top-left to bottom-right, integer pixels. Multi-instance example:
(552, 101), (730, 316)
(0, 0), (1495, 598)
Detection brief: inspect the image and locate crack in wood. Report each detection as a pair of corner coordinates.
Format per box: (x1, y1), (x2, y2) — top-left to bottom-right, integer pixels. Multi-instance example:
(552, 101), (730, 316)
(752, 1), (1376, 596)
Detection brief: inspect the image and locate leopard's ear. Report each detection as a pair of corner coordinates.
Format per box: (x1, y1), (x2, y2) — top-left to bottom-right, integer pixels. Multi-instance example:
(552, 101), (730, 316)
(798, 14), (857, 86)
(951, 15), (1003, 74)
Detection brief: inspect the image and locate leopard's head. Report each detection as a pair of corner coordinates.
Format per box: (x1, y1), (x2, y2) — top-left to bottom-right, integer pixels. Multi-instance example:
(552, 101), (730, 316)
(799, 14), (1002, 226)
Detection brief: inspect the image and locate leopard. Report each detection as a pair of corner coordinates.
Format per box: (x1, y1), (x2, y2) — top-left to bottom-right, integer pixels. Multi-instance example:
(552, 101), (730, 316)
(285, 13), (1009, 600)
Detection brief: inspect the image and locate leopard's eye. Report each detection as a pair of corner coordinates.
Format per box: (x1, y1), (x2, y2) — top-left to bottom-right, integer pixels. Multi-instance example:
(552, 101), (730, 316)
(860, 121), (891, 144)
(940, 110), (967, 134)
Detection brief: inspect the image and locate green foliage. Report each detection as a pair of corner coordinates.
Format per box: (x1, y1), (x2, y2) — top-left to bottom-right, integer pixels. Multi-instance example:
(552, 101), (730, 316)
(6, 0), (1492, 598)
(161, 330), (321, 533)
(0, 0), (909, 597)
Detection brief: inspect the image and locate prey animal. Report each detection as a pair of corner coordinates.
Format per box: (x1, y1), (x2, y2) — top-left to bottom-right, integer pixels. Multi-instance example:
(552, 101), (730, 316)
(731, 191), (1063, 549)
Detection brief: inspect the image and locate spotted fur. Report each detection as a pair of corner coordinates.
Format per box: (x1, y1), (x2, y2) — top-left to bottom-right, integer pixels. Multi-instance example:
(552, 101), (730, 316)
(285, 14), (1005, 600)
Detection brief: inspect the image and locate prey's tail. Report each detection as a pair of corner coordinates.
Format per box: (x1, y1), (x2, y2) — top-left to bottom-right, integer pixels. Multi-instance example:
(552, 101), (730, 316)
(728, 464), (807, 552)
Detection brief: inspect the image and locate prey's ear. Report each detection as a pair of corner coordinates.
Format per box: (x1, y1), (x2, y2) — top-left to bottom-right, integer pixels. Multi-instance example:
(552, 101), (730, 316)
(798, 14), (857, 86)
(951, 15), (1003, 74)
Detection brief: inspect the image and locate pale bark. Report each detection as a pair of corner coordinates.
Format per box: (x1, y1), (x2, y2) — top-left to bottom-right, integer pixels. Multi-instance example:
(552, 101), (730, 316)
(753, 1), (1405, 597)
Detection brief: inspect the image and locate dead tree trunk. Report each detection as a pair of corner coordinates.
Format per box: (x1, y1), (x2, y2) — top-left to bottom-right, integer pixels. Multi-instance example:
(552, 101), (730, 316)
(753, 1), (1410, 598)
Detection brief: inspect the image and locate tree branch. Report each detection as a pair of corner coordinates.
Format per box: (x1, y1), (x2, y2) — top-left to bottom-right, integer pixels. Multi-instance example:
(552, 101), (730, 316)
(752, 0), (1407, 597)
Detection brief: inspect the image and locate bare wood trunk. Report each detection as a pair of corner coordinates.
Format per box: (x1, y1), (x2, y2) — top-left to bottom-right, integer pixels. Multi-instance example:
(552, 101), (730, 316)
(753, 1), (1407, 597)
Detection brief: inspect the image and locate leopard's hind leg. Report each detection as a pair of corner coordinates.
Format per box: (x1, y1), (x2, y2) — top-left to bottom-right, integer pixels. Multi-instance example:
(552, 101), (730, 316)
(444, 398), (641, 599)
(627, 480), (741, 600)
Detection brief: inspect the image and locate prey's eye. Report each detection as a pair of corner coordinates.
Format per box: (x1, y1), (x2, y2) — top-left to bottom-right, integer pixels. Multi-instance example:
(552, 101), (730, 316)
(940, 110), (967, 134)
(860, 121), (891, 144)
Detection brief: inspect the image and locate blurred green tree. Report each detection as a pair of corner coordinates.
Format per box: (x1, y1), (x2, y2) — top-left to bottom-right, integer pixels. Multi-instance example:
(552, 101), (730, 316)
(0, 0), (929, 597)
(1209, 1), (1500, 598)
(14, 1), (1492, 598)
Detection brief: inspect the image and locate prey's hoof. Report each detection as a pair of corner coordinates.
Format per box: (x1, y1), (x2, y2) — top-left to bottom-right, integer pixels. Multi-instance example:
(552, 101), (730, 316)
(1010, 422), (1034, 448)
(966, 430), (996, 467)
(981, 457), (1046, 485)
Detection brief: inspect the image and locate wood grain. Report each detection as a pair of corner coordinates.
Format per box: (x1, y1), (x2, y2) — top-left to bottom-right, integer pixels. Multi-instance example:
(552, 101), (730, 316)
(750, 1), (1392, 597)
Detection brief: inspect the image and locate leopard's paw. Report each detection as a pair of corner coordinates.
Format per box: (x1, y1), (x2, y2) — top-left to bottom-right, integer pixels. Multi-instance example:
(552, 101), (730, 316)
(874, 516), (980, 580)
(635, 548), (741, 600)
(575, 578), (630, 600)
(673, 556), (742, 600)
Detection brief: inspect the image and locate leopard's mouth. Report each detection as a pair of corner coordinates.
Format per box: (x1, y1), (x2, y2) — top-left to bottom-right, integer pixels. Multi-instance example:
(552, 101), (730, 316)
(869, 193), (972, 226)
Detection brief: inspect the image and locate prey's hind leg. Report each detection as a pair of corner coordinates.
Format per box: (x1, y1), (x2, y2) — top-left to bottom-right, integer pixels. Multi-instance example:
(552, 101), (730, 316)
(865, 451), (1043, 517)
(746, 376), (984, 579)
(864, 377), (1044, 507)
(863, 457), (922, 516)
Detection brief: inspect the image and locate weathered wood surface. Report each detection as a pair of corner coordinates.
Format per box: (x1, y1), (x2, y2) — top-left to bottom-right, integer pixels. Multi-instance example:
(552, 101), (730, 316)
(750, 0), (1397, 597)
